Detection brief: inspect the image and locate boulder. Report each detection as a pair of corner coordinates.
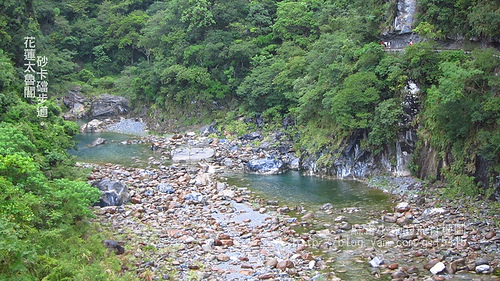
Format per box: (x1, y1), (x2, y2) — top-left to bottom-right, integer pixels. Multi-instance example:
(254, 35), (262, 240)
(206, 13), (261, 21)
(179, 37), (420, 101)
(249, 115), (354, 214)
(93, 179), (130, 207)
(88, 137), (107, 147)
(171, 147), (215, 162)
(245, 157), (286, 175)
(63, 87), (88, 119)
(239, 131), (262, 141)
(90, 94), (130, 118)
(80, 119), (104, 133)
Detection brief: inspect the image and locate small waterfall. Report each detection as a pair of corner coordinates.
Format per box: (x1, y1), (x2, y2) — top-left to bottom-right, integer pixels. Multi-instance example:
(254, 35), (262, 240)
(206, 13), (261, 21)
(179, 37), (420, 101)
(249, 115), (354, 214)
(394, 0), (417, 33)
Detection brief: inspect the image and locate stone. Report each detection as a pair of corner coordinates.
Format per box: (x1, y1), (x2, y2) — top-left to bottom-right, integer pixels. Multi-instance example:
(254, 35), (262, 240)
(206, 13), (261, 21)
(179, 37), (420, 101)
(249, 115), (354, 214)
(90, 94), (130, 118)
(265, 258), (278, 268)
(396, 202), (410, 212)
(257, 273), (274, 280)
(485, 231), (496, 240)
(244, 157), (286, 175)
(239, 131), (262, 141)
(475, 258), (489, 267)
(406, 265), (419, 274)
(430, 262), (446, 275)
(424, 259), (440, 270)
(88, 137), (107, 147)
(446, 261), (458, 274)
(184, 192), (203, 203)
(383, 215), (397, 223)
(391, 270), (408, 279)
(388, 263), (399, 270)
(320, 203), (334, 210)
(102, 239), (125, 254)
(216, 254), (230, 262)
(80, 119), (104, 133)
(171, 147), (215, 162)
(157, 183), (175, 194)
(340, 222), (352, 230)
(422, 207), (446, 217)
(476, 264), (490, 273)
(369, 257), (384, 268)
(276, 260), (294, 270)
(93, 179), (130, 207)
(301, 212), (314, 220)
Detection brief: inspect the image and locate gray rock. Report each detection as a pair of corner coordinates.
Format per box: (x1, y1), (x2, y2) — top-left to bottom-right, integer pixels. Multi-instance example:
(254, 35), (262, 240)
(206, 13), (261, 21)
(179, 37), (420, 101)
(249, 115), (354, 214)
(90, 94), (130, 118)
(88, 137), (107, 147)
(171, 147), (215, 162)
(475, 258), (489, 267)
(80, 119), (104, 133)
(63, 87), (88, 119)
(157, 183), (175, 194)
(93, 179), (130, 207)
(289, 157), (300, 170)
(185, 192), (203, 203)
(239, 131), (262, 141)
(245, 157), (286, 175)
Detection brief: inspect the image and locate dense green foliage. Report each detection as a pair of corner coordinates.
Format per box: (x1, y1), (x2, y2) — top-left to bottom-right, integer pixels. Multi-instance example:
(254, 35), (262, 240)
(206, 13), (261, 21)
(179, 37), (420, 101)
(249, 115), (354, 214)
(0, 39), (136, 280)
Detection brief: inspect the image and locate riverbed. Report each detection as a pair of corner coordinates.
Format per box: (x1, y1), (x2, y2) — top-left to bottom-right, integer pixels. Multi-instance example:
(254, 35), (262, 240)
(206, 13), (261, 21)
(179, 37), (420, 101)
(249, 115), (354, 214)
(72, 120), (500, 280)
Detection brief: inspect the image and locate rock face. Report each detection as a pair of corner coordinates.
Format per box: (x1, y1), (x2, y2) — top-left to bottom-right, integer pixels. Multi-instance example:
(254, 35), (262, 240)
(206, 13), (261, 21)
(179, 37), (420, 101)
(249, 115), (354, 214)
(88, 137), (107, 147)
(62, 87), (88, 120)
(394, 0), (417, 33)
(245, 157), (286, 175)
(301, 81), (419, 179)
(93, 179), (130, 207)
(90, 95), (130, 118)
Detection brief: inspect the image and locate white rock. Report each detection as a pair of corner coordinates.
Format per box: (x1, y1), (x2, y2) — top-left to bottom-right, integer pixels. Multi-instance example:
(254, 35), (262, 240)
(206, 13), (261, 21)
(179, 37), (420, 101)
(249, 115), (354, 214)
(308, 260), (316, 269)
(369, 257), (384, 268)
(430, 262), (445, 274)
(476, 264), (490, 273)
(396, 202), (410, 212)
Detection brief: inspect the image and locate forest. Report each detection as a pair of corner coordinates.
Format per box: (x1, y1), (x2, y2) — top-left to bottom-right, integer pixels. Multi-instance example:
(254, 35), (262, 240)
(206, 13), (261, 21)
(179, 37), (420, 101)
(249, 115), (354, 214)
(0, 0), (500, 279)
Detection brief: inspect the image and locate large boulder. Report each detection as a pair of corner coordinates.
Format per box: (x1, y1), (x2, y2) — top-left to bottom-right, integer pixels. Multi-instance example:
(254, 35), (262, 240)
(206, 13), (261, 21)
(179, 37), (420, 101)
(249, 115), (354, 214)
(79, 119), (104, 133)
(90, 95), (130, 118)
(62, 87), (88, 119)
(93, 179), (130, 207)
(88, 137), (107, 147)
(171, 147), (215, 162)
(245, 157), (286, 175)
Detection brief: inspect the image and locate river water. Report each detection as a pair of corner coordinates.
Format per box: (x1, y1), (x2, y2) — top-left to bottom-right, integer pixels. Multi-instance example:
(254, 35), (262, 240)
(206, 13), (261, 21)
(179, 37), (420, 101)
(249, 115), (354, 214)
(69, 131), (158, 167)
(70, 130), (390, 209)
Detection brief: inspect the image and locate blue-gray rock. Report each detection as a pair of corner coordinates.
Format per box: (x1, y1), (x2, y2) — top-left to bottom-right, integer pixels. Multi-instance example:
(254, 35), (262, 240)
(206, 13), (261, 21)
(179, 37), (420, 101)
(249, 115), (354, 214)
(93, 179), (130, 207)
(245, 157), (286, 175)
(88, 137), (107, 147)
(369, 257), (384, 268)
(185, 192), (203, 203)
(90, 94), (130, 118)
(239, 131), (262, 141)
(157, 183), (175, 194)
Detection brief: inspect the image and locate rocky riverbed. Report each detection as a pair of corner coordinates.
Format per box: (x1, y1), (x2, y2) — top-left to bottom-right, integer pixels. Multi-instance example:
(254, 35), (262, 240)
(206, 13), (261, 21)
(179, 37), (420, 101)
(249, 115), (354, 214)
(80, 122), (500, 280)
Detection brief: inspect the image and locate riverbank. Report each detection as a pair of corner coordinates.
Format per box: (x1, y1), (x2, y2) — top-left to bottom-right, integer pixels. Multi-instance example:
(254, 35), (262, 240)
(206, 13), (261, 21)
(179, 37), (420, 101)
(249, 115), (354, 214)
(81, 121), (500, 280)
